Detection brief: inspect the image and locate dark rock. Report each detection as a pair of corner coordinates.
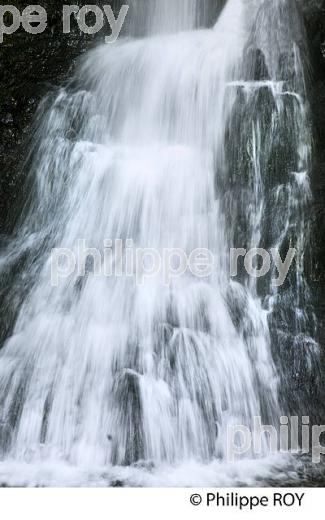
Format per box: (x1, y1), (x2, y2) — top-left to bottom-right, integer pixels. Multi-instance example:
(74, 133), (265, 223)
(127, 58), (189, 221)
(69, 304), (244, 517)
(0, 1), (122, 234)
(0, 113), (14, 125)
(111, 479), (124, 487)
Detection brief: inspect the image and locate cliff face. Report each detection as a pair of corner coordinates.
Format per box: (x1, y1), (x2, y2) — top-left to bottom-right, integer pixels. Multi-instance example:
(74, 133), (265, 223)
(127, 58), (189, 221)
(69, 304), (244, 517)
(302, 1), (325, 345)
(0, 1), (106, 234)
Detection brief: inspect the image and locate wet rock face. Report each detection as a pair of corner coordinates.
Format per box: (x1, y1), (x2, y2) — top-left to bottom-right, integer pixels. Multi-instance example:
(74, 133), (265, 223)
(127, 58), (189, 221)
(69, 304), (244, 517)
(0, 2), (79, 233)
(301, 4), (325, 289)
(0, 1), (121, 234)
(290, 2), (325, 406)
(299, 0), (325, 80)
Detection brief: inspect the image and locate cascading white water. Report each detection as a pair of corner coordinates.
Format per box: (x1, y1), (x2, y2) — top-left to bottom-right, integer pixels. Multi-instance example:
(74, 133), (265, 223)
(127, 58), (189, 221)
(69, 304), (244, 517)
(0, 0), (318, 486)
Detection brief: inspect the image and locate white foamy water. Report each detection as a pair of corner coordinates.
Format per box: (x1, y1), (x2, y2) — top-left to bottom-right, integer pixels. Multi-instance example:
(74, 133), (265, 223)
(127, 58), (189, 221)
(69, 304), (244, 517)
(0, 0), (317, 486)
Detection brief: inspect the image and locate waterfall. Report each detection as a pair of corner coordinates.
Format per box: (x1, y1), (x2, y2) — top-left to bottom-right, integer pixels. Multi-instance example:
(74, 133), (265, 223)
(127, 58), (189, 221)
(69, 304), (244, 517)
(0, 0), (319, 486)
